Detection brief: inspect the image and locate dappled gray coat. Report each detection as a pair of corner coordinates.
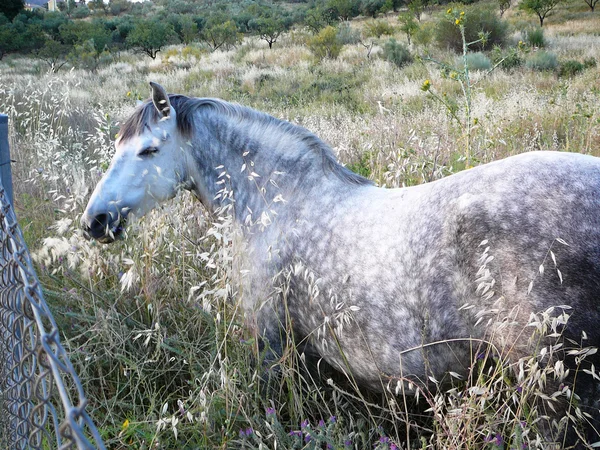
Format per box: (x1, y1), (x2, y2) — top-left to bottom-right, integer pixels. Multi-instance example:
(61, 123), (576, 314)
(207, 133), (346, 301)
(81, 82), (600, 447)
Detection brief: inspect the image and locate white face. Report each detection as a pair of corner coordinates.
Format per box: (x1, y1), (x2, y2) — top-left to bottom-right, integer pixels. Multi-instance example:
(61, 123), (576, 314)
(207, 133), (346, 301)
(81, 111), (187, 242)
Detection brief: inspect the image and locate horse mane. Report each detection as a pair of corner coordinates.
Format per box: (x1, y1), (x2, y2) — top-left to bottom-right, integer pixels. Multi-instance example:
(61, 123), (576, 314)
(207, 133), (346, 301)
(119, 95), (372, 187)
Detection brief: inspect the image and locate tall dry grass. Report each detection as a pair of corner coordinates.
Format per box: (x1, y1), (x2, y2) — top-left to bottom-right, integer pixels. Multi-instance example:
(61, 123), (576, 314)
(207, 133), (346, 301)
(1, 1), (600, 447)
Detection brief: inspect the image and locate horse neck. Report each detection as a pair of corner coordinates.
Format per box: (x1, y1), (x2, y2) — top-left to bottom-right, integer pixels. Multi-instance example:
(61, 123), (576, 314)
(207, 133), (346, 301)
(190, 111), (352, 226)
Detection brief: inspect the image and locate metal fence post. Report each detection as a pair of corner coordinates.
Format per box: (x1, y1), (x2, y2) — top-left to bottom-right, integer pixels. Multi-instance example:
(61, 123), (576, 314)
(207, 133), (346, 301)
(0, 115), (13, 207)
(0, 113), (106, 448)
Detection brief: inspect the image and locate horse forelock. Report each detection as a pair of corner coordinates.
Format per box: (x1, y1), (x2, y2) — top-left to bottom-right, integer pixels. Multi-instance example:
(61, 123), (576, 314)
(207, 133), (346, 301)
(118, 94), (372, 186)
(118, 95), (193, 142)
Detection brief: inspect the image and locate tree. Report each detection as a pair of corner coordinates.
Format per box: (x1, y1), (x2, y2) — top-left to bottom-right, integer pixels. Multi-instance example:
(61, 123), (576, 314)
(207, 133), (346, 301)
(307, 25), (343, 60)
(126, 18), (175, 58)
(109, 0), (131, 16)
(35, 39), (69, 72)
(59, 21), (112, 53)
(583, 0), (598, 11)
(10, 20), (45, 54)
(88, 0), (107, 14)
(39, 11), (68, 40)
(361, 0), (392, 18)
(0, 0), (24, 21)
(499, 0), (511, 16)
(390, 0), (404, 12)
(249, 16), (286, 49)
(304, 7), (327, 33)
(201, 20), (241, 51)
(0, 22), (22, 60)
(69, 39), (111, 72)
(407, 0), (427, 21)
(364, 19), (396, 38)
(105, 15), (134, 48)
(71, 5), (90, 19)
(57, 0), (76, 15)
(519, 0), (562, 26)
(326, 0), (361, 21)
(178, 15), (198, 45)
(398, 13), (419, 45)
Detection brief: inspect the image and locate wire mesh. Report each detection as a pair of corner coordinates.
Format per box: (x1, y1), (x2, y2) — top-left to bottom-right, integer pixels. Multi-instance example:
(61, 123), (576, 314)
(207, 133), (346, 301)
(0, 183), (106, 450)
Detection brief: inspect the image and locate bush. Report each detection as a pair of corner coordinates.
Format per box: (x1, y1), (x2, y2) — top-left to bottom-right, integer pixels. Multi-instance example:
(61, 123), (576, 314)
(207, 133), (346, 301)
(558, 58), (596, 77)
(336, 21), (360, 45)
(413, 22), (435, 47)
(382, 38), (413, 68)
(307, 25), (343, 60)
(435, 4), (508, 53)
(491, 45), (523, 70)
(558, 60), (584, 77)
(364, 19), (396, 38)
(525, 27), (545, 48)
(71, 5), (90, 18)
(361, 0), (391, 17)
(462, 52), (492, 71)
(526, 50), (557, 71)
(583, 57), (597, 69)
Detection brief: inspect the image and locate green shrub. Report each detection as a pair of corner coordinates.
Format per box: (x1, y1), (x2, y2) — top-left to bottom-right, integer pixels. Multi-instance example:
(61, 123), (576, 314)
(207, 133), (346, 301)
(413, 22), (435, 47)
(364, 19), (396, 38)
(71, 5), (90, 18)
(382, 38), (413, 68)
(307, 25), (343, 60)
(463, 51), (492, 71)
(361, 0), (391, 18)
(491, 45), (523, 70)
(435, 4), (509, 53)
(336, 21), (360, 45)
(525, 27), (545, 48)
(526, 50), (557, 71)
(558, 60), (584, 77)
(557, 58), (596, 77)
(583, 57), (597, 69)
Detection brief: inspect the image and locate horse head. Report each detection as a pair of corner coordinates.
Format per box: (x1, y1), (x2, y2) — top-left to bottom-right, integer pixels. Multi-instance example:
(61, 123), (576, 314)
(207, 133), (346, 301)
(81, 82), (188, 243)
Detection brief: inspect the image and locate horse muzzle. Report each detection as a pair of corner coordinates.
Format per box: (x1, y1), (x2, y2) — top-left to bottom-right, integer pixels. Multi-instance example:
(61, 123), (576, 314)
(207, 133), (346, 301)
(81, 211), (127, 243)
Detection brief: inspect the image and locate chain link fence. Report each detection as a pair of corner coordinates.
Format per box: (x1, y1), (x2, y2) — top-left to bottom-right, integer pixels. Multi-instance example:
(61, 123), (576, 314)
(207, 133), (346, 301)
(0, 115), (106, 449)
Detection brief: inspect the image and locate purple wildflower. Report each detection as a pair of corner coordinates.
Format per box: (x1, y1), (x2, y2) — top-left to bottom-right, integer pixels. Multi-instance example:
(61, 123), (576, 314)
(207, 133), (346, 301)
(329, 415), (337, 423)
(239, 428), (253, 438)
(301, 420), (309, 429)
(304, 433), (311, 443)
(289, 430), (302, 437)
(265, 407), (276, 416)
(318, 419), (325, 427)
(484, 433), (503, 446)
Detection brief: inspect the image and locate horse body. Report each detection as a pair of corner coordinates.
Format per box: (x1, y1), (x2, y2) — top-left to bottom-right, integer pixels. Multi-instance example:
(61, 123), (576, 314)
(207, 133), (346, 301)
(81, 83), (600, 443)
(246, 151), (600, 391)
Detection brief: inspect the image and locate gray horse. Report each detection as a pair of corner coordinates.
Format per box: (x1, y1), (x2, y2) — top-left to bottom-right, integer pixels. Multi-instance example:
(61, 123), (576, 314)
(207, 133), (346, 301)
(82, 82), (600, 447)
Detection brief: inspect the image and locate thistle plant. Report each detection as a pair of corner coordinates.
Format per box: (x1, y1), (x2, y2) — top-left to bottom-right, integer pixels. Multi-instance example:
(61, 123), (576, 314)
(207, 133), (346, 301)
(421, 8), (494, 169)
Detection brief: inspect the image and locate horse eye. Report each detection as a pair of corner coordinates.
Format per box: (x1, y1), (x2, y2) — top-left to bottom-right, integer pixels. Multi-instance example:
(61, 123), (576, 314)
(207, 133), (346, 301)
(138, 147), (159, 157)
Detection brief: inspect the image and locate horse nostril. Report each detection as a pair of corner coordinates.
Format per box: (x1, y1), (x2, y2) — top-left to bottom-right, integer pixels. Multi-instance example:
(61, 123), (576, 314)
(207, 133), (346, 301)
(91, 213), (109, 233)
(82, 210), (126, 243)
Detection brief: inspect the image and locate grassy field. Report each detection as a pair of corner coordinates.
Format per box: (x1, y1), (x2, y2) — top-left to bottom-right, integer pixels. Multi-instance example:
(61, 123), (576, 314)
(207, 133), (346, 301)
(2, 1), (600, 448)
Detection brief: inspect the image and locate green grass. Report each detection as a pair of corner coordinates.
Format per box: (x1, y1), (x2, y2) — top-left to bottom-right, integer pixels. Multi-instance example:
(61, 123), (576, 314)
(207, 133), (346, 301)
(2, 1), (600, 447)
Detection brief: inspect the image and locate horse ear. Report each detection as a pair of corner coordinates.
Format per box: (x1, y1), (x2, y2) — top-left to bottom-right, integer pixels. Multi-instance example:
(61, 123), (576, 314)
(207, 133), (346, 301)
(149, 82), (172, 119)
